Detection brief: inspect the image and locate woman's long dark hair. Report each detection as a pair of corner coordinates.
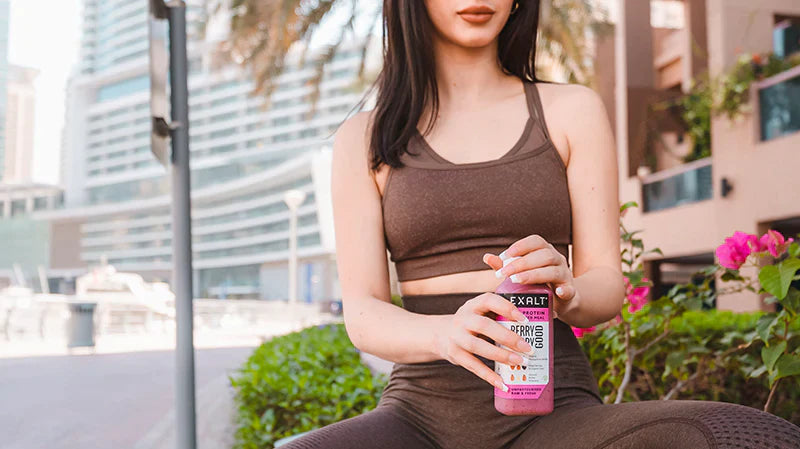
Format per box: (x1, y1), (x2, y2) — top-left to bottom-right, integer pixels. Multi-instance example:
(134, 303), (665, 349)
(366, 0), (544, 171)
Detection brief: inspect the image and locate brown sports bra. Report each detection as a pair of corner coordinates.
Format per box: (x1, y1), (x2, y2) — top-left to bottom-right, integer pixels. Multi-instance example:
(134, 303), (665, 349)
(381, 79), (572, 282)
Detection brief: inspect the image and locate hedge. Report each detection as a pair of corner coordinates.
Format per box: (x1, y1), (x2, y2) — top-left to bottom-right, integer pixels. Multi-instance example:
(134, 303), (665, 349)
(229, 324), (386, 449)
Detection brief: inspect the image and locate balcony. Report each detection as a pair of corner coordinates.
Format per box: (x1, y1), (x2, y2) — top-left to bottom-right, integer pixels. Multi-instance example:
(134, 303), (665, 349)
(756, 65), (800, 142)
(653, 27), (686, 89)
(641, 158), (712, 212)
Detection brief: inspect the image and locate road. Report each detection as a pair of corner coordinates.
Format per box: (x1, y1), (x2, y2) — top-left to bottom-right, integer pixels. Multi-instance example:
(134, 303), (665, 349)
(0, 346), (255, 449)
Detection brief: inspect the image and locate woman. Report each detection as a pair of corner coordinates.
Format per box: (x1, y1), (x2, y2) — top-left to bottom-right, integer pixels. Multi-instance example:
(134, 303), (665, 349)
(284, 1), (800, 448)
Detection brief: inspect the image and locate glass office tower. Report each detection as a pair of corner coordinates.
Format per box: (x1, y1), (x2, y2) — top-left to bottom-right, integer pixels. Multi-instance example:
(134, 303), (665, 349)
(45, 0), (374, 300)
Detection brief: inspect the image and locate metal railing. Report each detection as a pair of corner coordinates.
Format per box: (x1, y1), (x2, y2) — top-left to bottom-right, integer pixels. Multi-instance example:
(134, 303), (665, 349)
(1, 293), (328, 342)
(641, 157), (713, 212)
(755, 65), (800, 142)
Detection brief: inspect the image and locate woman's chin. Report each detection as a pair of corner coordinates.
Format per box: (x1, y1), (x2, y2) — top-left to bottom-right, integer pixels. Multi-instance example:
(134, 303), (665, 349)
(447, 32), (498, 49)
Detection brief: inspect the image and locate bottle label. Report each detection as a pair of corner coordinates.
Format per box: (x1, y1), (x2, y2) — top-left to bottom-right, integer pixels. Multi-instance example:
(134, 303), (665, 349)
(494, 293), (550, 399)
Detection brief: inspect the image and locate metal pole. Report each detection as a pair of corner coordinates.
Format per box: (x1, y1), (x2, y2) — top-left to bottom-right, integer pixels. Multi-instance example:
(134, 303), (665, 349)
(288, 207), (298, 304)
(167, 2), (197, 449)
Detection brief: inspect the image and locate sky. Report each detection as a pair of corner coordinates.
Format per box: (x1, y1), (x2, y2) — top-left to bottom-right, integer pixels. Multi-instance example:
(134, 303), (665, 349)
(8, 0), (81, 185)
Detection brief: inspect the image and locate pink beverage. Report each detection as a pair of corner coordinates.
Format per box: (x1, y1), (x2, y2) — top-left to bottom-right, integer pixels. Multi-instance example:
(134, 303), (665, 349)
(493, 258), (554, 416)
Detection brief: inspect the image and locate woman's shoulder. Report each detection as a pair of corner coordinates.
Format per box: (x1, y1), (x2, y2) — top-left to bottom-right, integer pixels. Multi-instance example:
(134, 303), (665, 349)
(333, 110), (375, 165)
(535, 82), (610, 136)
(336, 110), (374, 150)
(535, 82), (605, 114)
(333, 109), (388, 186)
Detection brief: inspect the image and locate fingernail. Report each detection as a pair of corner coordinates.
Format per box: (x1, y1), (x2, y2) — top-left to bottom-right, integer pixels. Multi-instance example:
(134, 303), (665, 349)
(510, 274), (520, 283)
(556, 286), (564, 296)
(510, 353), (524, 364)
(499, 250), (509, 261)
(513, 350), (536, 363)
(502, 256), (520, 267)
(517, 339), (533, 353)
(512, 310), (528, 323)
(494, 268), (505, 278)
(495, 380), (510, 392)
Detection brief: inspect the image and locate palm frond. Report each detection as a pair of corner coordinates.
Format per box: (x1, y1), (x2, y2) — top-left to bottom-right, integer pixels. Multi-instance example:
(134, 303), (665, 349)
(204, 0), (612, 109)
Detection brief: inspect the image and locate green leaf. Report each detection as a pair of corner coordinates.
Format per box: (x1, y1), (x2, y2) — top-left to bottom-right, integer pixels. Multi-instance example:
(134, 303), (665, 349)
(749, 365), (767, 379)
(775, 353), (800, 383)
(759, 258), (800, 300)
(664, 351), (686, 379)
(783, 288), (800, 315)
(755, 313), (778, 343)
(721, 270), (744, 282)
(761, 340), (786, 373)
(620, 201), (638, 212)
(788, 242), (800, 258)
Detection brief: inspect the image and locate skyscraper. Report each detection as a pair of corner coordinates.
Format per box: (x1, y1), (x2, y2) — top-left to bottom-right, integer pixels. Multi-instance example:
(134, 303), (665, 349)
(42, 0), (376, 300)
(0, 0), (10, 183)
(4, 65), (38, 183)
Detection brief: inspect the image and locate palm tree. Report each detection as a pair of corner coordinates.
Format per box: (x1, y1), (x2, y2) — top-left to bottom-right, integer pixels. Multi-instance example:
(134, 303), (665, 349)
(204, 0), (611, 112)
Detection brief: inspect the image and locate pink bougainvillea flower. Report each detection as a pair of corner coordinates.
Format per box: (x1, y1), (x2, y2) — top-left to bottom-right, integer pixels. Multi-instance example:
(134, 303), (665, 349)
(628, 281), (651, 314)
(622, 276), (651, 314)
(572, 326), (596, 338)
(715, 231), (759, 269)
(757, 230), (794, 258)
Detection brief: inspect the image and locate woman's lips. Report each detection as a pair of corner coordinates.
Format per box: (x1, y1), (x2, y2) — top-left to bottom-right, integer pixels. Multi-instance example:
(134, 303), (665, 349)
(458, 12), (494, 24)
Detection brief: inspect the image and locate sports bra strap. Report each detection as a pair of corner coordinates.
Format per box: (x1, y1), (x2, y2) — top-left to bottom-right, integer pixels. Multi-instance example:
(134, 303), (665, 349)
(525, 80), (554, 143)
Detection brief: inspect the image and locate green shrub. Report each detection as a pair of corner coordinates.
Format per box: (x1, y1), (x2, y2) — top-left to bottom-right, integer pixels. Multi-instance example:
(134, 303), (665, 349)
(229, 324), (388, 449)
(580, 309), (800, 424)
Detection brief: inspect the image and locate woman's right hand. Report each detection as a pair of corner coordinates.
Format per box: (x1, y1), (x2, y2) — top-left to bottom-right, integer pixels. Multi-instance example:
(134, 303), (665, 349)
(433, 292), (535, 391)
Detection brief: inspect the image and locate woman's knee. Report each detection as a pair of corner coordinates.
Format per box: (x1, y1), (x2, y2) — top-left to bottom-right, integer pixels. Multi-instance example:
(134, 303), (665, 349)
(593, 400), (800, 449)
(510, 399), (800, 449)
(279, 405), (436, 449)
(608, 400), (800, 449)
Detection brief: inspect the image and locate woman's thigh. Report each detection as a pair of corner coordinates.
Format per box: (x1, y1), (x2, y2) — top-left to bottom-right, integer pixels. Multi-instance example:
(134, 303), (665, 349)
(507, 399), (800, 449)
(279, 404), (439, 449)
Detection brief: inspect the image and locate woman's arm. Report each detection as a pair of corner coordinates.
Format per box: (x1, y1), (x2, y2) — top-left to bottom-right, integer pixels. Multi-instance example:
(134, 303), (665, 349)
(543, 84), (626, 328)
(331, 111), (444, 364)
(452, 84), (625, 330)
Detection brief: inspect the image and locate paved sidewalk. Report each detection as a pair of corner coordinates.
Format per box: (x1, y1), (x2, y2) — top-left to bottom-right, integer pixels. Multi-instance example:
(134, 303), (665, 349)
(0, 329), (274, 359)
(0, 346), (253, 449)
(133, 371), (239, 449)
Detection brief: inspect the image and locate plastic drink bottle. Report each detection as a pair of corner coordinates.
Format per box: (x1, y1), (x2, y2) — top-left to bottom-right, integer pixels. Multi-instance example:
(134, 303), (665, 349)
(493, 257), (555, 416)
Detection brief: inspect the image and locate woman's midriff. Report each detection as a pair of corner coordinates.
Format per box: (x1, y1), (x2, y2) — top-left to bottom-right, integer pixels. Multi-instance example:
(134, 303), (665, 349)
(376, 292), (604, 449)
(397, 269), (502, 296)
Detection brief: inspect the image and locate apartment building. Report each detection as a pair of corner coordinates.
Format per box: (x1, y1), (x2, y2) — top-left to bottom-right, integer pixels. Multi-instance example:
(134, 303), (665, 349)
(598, 0), (800, 311)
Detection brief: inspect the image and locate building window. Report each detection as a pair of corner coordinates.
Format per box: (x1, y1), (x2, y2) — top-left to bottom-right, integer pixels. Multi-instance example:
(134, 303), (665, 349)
(96, 75), (150, 102)
(34, 197), (49, 210)
(11, 200), (27, 217)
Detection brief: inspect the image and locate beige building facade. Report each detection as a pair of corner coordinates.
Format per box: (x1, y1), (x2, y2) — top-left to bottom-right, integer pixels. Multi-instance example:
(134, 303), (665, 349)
(601, 0), (800, 311)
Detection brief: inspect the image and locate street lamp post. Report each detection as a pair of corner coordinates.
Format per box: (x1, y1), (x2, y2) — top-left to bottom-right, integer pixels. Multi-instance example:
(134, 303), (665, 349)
(283, 189), (307, 304)
(149, 2), (196, 448)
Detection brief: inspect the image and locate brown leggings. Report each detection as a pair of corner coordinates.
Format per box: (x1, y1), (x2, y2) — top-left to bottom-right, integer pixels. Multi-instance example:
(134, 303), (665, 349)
(283, 293), (800, 449)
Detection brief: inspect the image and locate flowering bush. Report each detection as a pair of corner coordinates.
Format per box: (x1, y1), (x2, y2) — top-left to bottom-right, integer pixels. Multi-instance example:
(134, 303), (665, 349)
(647, 51), (800, 165)
(715, 51), (800, 121)
(712, 229), (800, 410)
(575, 201), (800, 417)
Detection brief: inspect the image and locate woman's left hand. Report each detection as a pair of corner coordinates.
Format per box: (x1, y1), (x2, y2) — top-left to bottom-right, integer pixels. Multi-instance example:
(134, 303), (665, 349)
(482, 235), (578, 319)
